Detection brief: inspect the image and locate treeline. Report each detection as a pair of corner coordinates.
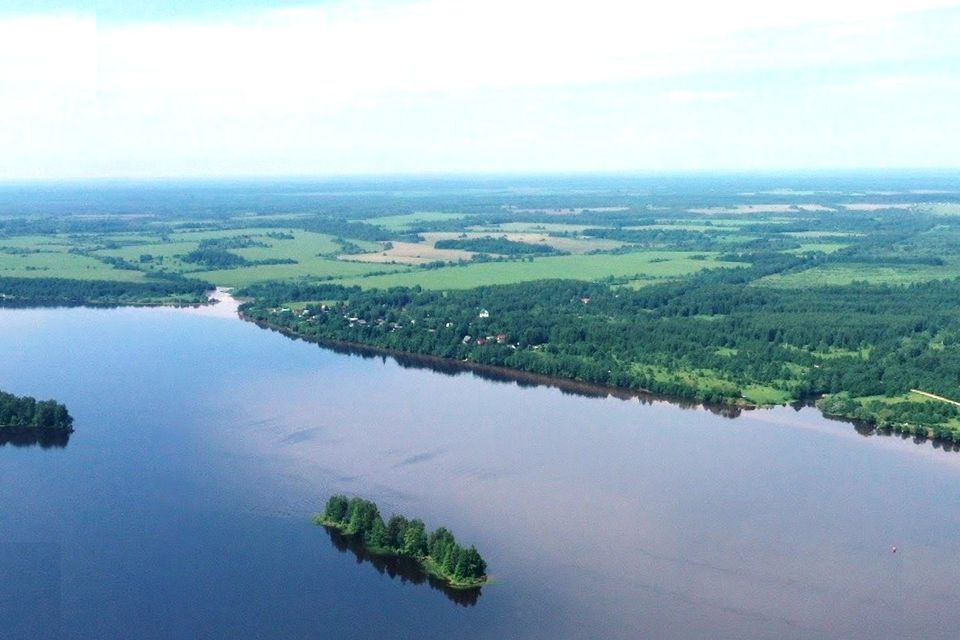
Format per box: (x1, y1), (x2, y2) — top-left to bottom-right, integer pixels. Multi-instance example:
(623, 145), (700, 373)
(0, 275), (212, 306)
(179, 248), (295, 269)
(260, 216), (401, 243)
(317, 495), (488, 586)
(582, 227), (724, 250)
(0, 390), (74, 431)
(198, 236), (270, 250)
(435, 237), (559, 255)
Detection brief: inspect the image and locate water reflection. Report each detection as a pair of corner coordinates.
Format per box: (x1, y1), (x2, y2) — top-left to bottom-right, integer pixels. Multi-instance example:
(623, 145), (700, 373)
(323, 527), (482, 607)
(253, 327), (742, 416)
(0, 429), (70, 449)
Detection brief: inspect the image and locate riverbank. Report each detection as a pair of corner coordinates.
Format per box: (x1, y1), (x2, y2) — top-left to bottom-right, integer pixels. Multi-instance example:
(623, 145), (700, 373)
(242, 308), (960, 446)
(240, 310), (754, 412)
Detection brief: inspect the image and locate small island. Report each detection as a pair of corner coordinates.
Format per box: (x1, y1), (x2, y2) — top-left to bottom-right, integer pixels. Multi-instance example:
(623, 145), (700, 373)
(316, 495), (489, 588)
(0, 390), (74, 432)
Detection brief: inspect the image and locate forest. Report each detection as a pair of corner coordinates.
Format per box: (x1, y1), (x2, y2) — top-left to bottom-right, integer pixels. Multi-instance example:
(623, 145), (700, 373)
(434, 237), (560, 255)
(0, 276), (211, 307)
(0, 390), (74, 431)
(316, 495), (488, 588)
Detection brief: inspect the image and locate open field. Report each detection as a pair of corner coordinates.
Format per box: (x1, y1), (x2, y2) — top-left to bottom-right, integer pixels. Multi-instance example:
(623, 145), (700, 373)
(343, 241), (476, 265)
(193, 259), (407, 288)
(757, 259), (960, 288)
(337, 251), (745, 290)
(367, 212), (467, 230)
(0, 250), (148, 281)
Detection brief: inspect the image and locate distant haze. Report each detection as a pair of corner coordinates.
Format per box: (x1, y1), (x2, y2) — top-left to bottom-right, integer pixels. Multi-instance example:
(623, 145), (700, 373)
(1, 1), (959, 179)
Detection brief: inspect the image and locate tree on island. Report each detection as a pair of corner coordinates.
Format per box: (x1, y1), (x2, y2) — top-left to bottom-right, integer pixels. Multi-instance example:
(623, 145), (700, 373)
(0, 390), (74, 431)
(317, 495), (488, 586)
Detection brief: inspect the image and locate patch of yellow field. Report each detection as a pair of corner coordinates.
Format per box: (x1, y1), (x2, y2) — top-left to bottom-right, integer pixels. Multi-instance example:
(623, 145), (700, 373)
(688, 204), (827, 214)
(341, 241), (476, 265)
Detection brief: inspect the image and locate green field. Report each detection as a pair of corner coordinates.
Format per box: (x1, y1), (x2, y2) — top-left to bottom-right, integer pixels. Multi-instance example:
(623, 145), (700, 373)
(757, 259), (960, 288)
(0, 250), (148, 281)
(367, 212), (467, 230)
(338, 251), (744, 290)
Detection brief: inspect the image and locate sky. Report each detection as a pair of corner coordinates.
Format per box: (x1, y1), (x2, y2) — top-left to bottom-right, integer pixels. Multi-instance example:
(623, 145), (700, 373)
(0, 0), (958, 179)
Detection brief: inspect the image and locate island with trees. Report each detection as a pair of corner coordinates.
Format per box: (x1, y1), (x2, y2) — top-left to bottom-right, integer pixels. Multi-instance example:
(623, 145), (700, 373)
(316, 495), (489, 588)
(0, 390), (74, 432)
(0, 390), (74, 448)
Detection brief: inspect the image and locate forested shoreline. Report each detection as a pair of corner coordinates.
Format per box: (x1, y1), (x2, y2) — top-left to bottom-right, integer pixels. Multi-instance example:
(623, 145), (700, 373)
(0, 276), (212, 307)
(316, 496), (489, 588)
(240, 270), (960, 441)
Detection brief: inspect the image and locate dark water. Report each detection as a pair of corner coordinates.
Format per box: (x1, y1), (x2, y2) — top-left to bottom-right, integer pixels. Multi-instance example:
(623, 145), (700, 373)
(1, 302), (959, 640)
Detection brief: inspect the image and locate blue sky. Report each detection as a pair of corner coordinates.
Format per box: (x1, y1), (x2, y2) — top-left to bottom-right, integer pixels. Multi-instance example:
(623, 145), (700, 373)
(1, 1), (958, 179)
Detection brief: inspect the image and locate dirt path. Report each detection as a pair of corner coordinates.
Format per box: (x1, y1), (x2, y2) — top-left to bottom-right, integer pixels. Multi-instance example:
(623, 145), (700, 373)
(911, 389), (960, 408)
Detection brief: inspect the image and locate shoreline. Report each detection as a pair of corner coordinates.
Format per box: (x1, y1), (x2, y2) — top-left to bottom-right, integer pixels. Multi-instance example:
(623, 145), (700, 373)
(239, 311), (754, 416)
(240, 312), (960, 450)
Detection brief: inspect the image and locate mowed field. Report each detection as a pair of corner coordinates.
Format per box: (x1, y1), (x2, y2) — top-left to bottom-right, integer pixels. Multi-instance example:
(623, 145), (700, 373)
(338, 251), (745, 290)
(342, 240), (476, 265)
(756, 258), (960, 288)
(0, 248), (149, 281)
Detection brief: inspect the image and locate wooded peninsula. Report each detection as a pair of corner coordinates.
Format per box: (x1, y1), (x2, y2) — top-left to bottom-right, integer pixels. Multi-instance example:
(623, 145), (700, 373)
(316, 496), (489, 588)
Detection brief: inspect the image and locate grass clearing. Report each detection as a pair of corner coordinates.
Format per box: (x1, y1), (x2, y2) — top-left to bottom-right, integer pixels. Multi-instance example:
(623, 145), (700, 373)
(741, 385), (793, 405)
(337, 251), (745, 290)
(0, 251), (147, 281)
(757, 259), (960, 287)
(367, 212), (467, 230)
(344, 241), (476, 265)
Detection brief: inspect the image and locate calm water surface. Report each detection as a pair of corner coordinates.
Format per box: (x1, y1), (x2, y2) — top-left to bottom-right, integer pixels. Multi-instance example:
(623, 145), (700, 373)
(1, 301), (959, 639)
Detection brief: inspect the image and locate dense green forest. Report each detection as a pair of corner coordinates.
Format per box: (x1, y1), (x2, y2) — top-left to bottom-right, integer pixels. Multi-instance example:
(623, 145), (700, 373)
(316, 495), (488, 587)
(0, 390), (74, 431)
(0, 276), (211, 307)
(434, 237), (560, 255)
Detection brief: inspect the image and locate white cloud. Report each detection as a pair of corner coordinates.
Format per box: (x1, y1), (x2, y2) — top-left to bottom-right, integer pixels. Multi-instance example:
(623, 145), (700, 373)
(1, 1), (959, 177)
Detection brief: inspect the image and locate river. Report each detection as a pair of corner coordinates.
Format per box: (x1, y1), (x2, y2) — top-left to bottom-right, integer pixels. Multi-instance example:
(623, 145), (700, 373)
(1, 299), (958, 639)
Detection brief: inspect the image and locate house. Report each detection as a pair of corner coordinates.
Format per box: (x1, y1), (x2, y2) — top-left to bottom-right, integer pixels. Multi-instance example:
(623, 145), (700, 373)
(478, 309), (490, 318)
(476, 337), (487, 345)
(496, 334), (508, 344)
(462, 335), (472, 344)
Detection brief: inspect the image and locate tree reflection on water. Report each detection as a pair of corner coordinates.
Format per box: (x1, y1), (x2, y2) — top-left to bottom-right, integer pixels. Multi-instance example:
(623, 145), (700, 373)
(324, 527), (482, 607)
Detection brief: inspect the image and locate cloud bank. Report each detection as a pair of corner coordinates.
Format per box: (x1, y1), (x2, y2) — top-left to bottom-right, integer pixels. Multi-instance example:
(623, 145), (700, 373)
(1, 0), (958, 178)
